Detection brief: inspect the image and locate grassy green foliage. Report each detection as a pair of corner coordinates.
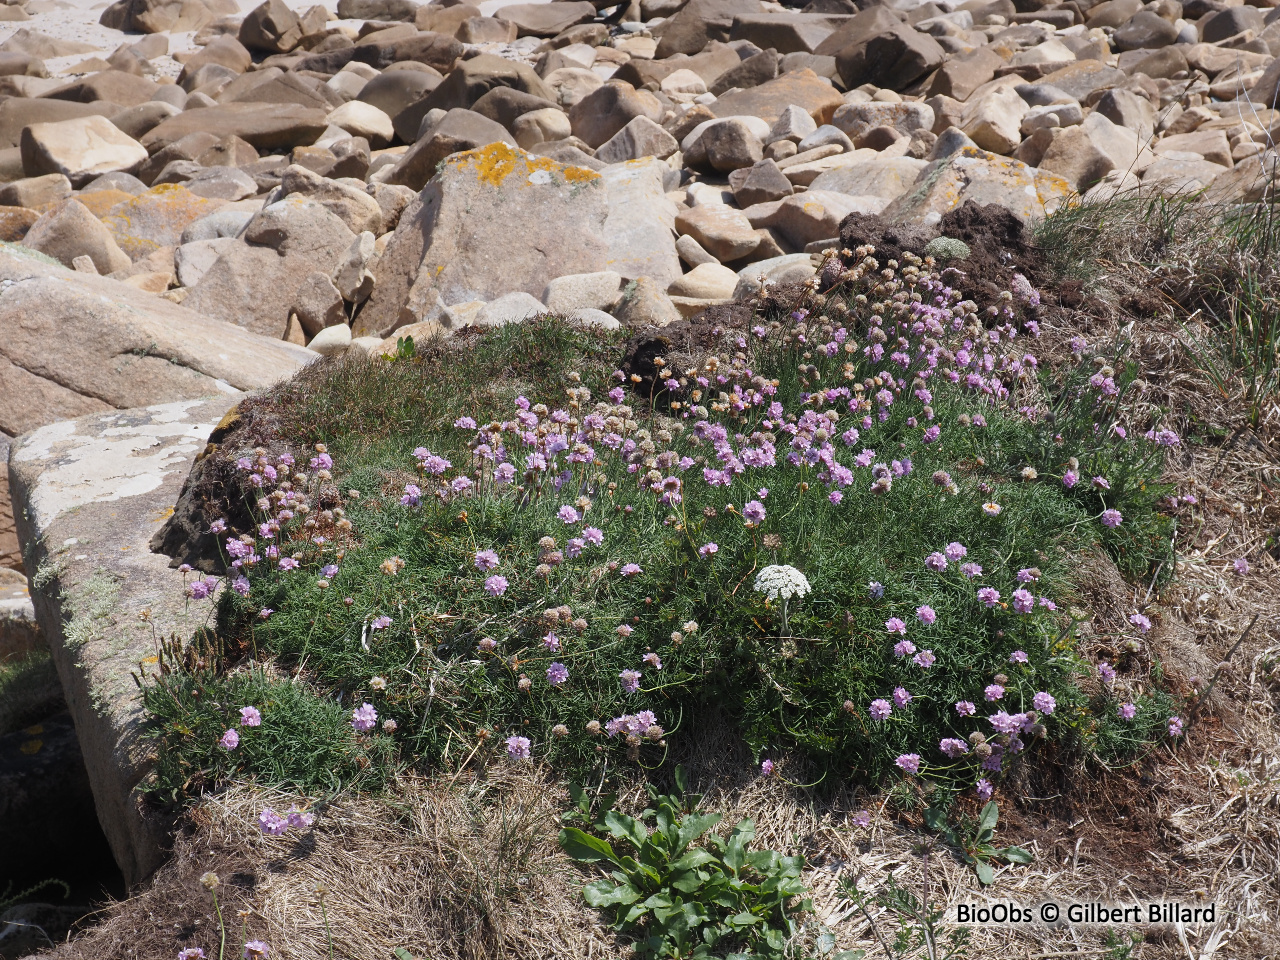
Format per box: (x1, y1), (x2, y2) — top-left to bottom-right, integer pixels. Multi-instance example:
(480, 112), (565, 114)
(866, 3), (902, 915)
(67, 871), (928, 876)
(1034, 194), (1280, 425)
(142, 252), (1184, 809)
(559, 769), (812, 959)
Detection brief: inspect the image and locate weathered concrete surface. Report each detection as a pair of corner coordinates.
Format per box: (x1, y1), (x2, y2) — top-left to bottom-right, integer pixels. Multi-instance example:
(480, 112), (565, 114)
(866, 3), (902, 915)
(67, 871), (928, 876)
(9, 395), (239, 886)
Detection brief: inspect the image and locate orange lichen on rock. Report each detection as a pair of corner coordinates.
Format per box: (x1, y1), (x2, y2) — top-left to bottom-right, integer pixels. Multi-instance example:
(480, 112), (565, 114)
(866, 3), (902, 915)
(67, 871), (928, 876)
(451, 141), (601, 189)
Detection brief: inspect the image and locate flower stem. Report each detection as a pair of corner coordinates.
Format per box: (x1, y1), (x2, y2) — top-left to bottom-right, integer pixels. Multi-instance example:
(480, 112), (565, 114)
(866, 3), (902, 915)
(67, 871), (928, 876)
(212, 890), (226, 960)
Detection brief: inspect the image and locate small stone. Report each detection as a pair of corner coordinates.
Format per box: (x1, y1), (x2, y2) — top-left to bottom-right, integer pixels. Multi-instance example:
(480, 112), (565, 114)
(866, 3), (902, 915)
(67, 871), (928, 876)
(729, 157), (794, 206)
(309, 322), (352, 356)
(293, 271), (347, 336)
(541, 270), (622, 312)
(0, 173), (71, 208)
(667, 261), (738, 299)
(765, 104), (817, 144)
(474, 291), (548, 328)
(512, 108), (573, 150)
(325, 100), (394, 148)
(674, 204), (761, 261)
(685, 117), (764, 173)
(960, 85), (1028, 155)
(332, 230), (376, 302)
(21, 115), (148, 187)
(594, 115), (679, 164)
(22, 198), (132, 274)
(675, 233), (718, 266)
(797, 125), (854, 153)
(613, 276), (681, 327)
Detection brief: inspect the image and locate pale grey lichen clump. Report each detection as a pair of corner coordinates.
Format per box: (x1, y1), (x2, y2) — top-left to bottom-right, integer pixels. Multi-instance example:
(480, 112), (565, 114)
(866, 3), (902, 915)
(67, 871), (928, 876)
(923, 236), (971, 262)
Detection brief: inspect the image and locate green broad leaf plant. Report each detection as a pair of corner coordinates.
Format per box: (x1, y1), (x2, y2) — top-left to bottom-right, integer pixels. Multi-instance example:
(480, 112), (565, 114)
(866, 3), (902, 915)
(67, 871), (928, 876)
(923, 801), (1032, 885)
(558, 769), (812, 958)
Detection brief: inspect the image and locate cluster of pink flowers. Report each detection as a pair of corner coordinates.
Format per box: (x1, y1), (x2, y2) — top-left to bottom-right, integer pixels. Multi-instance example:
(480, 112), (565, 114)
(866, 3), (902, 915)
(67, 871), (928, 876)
(217, 705), (263, 753)
(257, 805), (314, 836)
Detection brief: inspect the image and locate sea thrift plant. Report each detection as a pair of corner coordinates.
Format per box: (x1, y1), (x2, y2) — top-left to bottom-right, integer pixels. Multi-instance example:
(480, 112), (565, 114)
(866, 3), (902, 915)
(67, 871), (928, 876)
(143, 248), (1183, 803)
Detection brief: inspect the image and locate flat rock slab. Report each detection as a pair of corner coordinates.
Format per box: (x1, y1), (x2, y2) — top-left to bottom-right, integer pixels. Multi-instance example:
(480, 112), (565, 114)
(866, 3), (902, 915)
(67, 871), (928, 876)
(8, 395), (240, 887)
(0, 244), (314, 437)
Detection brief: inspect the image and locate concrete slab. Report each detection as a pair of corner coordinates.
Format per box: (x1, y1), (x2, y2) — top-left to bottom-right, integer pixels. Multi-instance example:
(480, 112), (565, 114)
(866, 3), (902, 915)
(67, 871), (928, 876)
(9, 395), (239, 886)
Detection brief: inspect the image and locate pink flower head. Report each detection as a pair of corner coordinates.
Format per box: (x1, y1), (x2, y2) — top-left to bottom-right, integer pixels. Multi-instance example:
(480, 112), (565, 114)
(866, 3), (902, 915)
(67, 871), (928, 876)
(939, 737), (968, 758)
(506, 735), (531, 760)
(761, 759), (775, 777)
(893, 686), (912, 707)
(558, 505), (580, 524)
(1118, 702), (1137, 720)
(925, 552), (948, 572)
(621, 563), (642, 577)
(977, 587), (1001, 607)
(257, 809), (287, 836)
(619, 669), (642, 693)
(239, 707), (262, 727)
(852, 810), (871, 828)
(885, 617), (907, 635)
(743, 500), (766, 525)
(984, 683), (1005, 701)
(916, 605), (937, 625)
(1129, 612), (1152, 633)
(699, 542), (718, 558)
(893, 639), (916, 658)
(485, 575), (509, 596)
(286, 806), (314, 830)
(989, 710), (1023, 735)
(1063, 470), (1079, 488)
(546, 662), (569, 686)
(583, 527), (604, 546)
(961, 562), (983, 579)
(1101, 509), (1123, 528)
(1092, 476), (1111, 490)
(1098, 661), (1116, 685)
(1012, 588), (1034, 613)
(1009, 650), (1028, 664)
(1016, 567), (1039, 582)
(643, 652), (662, 669)
(913, 650), (936, 669)
(1033, 691), (1056, 715)
(219, 728), (240, 751)
(542, 631), (561, 652)
(474, 549), (500, 571)
(1167, 716), (1184, 736)
(351, 702), (378, 732)
(870, 698), (892, 720)
(955, 700), (976, 716)
(243, 943), (269, 960)
(615, 623), (633, 637)
(371, 615), (392, 631)
(179, 950), (207, 960)
(1233, 557), (1250, 576)
(975, 778), (993, 800)
(896, 753), (921, 774)
(944, 542), (967, 561)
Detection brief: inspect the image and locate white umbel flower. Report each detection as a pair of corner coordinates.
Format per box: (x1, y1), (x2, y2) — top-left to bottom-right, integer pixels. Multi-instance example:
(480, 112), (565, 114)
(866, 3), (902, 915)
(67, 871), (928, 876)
(753, 564), (811, 601)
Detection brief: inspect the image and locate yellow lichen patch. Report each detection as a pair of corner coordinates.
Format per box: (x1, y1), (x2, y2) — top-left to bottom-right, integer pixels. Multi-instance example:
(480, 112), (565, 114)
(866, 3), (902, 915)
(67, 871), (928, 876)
(103, 184), (225, 260)
(452, 141), (601, 188)
(78, 188), (134, 219)
(19, 739), (42, 755)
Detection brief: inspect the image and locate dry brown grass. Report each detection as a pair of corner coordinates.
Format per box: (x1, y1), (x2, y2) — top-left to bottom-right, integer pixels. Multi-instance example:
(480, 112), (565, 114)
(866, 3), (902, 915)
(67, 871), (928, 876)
(34, 205), (1280, 960)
